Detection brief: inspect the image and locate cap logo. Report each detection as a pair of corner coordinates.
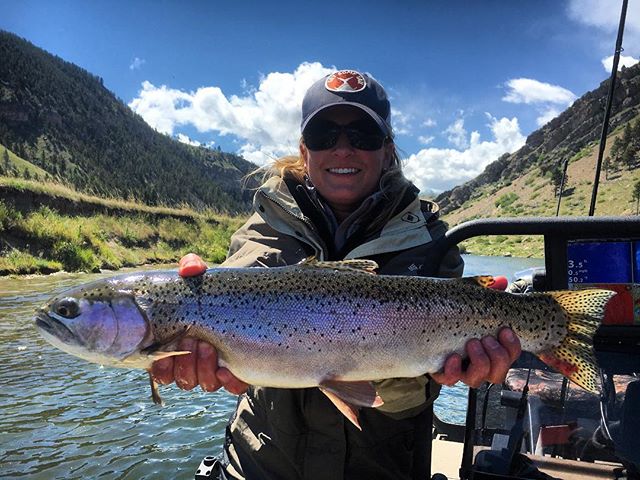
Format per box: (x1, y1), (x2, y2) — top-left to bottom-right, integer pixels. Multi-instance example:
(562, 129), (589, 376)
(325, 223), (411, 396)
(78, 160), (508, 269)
(325, 70), (366, 93)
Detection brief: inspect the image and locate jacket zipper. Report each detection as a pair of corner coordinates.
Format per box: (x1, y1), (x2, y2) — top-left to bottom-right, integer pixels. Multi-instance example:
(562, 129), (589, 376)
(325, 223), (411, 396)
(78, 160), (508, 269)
(257, 190), (328, 256)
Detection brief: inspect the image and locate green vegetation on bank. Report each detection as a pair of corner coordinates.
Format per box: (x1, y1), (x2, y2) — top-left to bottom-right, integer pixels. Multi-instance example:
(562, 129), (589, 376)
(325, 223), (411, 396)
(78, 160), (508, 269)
(0, 177), (247, 275)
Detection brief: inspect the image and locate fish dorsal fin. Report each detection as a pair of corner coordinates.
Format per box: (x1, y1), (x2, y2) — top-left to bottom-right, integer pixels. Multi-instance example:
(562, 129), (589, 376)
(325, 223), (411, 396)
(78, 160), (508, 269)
(457, 275), (496, 288)
(319, 379), (384, 430)
(299, 256), (378, 275)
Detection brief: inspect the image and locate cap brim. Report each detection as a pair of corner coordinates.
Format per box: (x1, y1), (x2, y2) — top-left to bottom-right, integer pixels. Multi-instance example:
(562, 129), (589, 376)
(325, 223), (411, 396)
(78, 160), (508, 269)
(301, 102), (391, 137)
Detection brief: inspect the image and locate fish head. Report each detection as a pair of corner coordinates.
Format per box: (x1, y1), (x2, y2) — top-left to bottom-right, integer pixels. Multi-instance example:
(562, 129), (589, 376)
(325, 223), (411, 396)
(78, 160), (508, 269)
(35, 280), (154, 368)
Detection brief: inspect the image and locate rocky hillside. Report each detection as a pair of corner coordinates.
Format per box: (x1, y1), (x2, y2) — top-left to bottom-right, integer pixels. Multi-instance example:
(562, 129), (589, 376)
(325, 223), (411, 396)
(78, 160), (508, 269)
(0, 31), (256, 212)
(436, 62), (640, 215)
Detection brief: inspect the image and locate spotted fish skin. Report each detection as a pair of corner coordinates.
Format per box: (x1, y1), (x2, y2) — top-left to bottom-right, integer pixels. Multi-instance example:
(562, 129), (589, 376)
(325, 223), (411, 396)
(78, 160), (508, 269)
(35, 261), (614, 393)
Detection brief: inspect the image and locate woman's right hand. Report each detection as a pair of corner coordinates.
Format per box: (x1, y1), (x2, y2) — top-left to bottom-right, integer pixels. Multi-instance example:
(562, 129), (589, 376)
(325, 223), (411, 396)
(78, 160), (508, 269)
(150, 338), (249, 395)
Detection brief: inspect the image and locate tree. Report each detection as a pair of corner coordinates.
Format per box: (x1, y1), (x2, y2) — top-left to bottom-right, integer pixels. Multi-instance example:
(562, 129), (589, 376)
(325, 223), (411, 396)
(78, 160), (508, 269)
(632, 119), (640, 151)
(610, 136), (624, 163)
(2, 148), (9, 171)
(633, 181), (640, 215)
(550, 163), (568, 198)
(603, 156), (611, 180)
(622, 146), (635, 169)
(621, 122), (633, 147)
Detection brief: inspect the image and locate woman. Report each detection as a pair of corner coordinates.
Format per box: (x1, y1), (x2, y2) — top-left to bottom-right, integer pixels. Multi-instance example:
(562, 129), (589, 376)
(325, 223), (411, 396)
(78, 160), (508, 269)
(152, 70), (521, 480)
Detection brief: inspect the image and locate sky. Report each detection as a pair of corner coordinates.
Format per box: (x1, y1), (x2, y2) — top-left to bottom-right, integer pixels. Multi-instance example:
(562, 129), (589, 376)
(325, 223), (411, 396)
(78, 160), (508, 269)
(2, 1), (639, 195)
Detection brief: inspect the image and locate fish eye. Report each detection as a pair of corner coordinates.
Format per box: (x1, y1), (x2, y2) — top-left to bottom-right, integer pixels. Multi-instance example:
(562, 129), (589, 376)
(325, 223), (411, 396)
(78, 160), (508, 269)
(54, 298), (81, 318)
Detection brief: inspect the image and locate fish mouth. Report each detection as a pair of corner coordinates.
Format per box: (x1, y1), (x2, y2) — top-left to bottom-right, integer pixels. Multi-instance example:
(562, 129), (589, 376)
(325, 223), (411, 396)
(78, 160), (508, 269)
(34, 311), (78, 345)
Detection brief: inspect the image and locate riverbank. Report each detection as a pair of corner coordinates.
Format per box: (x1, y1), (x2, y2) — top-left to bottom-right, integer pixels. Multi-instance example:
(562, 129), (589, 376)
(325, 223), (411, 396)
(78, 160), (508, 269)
(0, 175), (546, 276)
(0, 176), (248, 275)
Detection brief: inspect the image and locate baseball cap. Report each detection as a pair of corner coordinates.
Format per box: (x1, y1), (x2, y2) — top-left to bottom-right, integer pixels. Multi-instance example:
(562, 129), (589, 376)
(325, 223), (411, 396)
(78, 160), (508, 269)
(300, 70), (392, 137)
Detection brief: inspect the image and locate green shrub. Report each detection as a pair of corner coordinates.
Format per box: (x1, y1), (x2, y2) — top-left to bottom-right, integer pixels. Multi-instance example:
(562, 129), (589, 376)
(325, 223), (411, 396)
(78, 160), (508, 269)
(53, 240), (100, 272)
(494, 192), (519, 209)
(0, 200), (23, 230)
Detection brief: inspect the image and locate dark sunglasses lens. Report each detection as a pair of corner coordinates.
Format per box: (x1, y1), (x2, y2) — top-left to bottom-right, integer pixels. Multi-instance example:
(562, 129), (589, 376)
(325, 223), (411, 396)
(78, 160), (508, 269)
(345, 129), (386, 150)
(303, 119), (386, 151)
(303, 130), (339, 151)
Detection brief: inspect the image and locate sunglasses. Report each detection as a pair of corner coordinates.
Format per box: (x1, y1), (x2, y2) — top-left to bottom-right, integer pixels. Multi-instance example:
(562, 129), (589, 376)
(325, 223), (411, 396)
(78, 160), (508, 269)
(303, 119), (388, 151)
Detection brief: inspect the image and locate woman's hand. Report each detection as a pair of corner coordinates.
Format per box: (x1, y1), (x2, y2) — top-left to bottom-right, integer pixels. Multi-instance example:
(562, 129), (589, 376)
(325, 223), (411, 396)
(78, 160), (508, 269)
(149, 253), (249, 395)
(431, 328), (521, 388)
(150, 338), (249, 395)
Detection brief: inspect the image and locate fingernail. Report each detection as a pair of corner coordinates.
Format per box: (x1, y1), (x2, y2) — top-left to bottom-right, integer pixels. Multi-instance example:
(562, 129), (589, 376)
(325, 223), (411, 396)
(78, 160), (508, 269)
(470, 341), (483, 354)
(484, 336), (500, 350)
(503, 329), (516, 342)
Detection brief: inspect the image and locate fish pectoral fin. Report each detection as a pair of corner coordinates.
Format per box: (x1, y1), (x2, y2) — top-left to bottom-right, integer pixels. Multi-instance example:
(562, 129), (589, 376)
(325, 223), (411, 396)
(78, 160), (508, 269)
(298, 257), (379, 275)
(146, 350), (192, 362)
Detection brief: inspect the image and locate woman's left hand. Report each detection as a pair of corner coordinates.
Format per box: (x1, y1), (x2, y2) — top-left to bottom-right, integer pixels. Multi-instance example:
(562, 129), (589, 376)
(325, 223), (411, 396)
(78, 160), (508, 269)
(430, 328), (521, 388)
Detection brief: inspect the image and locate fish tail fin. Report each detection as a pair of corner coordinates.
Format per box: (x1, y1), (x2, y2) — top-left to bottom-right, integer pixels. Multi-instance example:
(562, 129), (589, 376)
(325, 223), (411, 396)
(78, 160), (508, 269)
(537, 289), (615, 393)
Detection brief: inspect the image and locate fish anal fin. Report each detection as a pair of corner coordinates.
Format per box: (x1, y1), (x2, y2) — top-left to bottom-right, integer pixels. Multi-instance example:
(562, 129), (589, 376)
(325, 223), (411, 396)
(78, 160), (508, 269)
(298, 257), (378, 275)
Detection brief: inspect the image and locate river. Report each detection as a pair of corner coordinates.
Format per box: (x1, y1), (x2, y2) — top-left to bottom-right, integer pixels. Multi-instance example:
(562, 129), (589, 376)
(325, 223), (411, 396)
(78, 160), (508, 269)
(0, 254), (543, 479)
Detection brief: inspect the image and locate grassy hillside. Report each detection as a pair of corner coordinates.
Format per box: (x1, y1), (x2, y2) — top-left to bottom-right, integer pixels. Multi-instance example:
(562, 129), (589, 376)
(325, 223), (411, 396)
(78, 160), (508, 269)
(442, 119), (640, 258)
(0, 174), (248, 275)
(0, 31), (256, 212)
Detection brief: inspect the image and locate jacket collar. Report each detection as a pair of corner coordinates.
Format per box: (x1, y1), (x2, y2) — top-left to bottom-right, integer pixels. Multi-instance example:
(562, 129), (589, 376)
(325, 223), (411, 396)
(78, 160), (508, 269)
(253, 175), (432, 259)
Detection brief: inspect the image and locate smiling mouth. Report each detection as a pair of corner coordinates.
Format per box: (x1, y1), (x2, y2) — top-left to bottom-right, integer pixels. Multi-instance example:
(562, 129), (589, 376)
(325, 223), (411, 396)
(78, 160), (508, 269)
(327, 168), (360, 174)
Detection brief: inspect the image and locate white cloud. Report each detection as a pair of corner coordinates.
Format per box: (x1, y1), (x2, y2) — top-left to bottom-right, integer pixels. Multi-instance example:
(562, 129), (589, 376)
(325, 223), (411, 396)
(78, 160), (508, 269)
(129, 57), (146, 70)
(444, 118), (468, 149)
(535, 107), (562, 127)
(418, 135), (435, 145)
(503, 78), (576, 105)
(567, 0), (640, 56)
(128, 62), (335, 165)
(403, 115), (526, 194)
(601, 54), (640, 72)
(422, 118), (436, 128)
(391, 108), (412, 136)
(176, 134), (201, 146)
(567, 0), (640, 33)
(502, 78), (576, 126)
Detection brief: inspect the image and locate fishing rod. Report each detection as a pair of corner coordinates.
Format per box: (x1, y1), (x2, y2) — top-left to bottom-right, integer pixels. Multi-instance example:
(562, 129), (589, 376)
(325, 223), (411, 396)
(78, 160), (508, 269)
(588, 0), (629, 216)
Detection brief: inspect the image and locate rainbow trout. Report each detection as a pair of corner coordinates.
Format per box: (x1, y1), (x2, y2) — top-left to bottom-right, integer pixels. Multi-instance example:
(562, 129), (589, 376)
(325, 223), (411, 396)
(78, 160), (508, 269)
(35, 259), (614, 428)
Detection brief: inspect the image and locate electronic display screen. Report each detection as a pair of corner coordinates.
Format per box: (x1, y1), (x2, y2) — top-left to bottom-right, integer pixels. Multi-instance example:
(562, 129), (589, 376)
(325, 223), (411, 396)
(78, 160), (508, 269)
(567, 239), (640, 325)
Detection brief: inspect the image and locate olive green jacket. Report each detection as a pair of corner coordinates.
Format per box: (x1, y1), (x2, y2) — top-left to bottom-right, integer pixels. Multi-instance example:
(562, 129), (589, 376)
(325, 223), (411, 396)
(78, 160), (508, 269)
(220, 175), (463, 480)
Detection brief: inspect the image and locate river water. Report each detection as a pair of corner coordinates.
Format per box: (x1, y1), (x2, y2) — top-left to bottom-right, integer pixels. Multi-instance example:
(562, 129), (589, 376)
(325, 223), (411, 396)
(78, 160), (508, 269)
(0, 254), (543, 479)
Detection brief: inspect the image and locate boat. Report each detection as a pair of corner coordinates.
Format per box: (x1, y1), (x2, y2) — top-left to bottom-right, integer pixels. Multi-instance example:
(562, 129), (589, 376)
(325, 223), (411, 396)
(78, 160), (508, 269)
(429, 216), (640, 480)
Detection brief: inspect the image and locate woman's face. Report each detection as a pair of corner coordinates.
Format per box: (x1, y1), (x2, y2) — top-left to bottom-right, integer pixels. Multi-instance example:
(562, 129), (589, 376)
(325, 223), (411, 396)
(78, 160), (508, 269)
(301, 105), (392, 221)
